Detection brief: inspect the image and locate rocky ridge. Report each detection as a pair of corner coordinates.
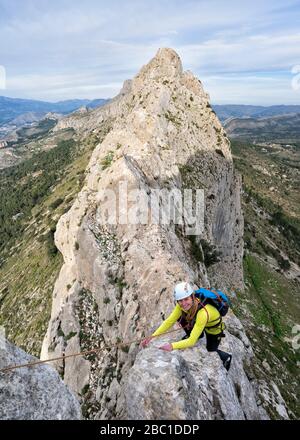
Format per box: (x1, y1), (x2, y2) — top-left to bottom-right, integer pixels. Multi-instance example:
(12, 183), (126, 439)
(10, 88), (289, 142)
(40, 48), (288, 419)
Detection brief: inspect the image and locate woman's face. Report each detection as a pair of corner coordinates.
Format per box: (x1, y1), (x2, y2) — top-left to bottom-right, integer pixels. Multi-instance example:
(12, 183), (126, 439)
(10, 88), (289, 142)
(178, 295), (193, 311)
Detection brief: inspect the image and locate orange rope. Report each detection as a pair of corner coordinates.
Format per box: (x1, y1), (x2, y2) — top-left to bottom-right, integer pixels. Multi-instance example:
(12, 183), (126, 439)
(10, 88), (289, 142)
(0, 326), (183, 374)
(1, 301), (223, 374)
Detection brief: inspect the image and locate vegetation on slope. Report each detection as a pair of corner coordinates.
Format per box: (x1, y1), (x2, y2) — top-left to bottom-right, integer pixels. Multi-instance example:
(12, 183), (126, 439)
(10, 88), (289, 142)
(231, 139), (300, 419)
(0, 128), (109, 356)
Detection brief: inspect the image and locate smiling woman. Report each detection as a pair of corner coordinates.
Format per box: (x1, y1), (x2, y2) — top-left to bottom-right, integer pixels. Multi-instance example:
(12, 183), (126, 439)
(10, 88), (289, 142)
(178, 295), (194, 310)
(141, 282), (232, 371)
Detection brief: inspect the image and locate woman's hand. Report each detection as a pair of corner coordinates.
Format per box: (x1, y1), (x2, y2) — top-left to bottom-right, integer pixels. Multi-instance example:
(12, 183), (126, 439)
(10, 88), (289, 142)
(140, 336), (153, 348)
(159, 343), (173, 352)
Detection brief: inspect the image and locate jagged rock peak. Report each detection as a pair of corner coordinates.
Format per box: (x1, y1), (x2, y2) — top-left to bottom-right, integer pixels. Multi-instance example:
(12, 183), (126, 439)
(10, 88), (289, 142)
(74, 106), (89, 114)
(119, 79), (132, 96)
(136, 47), (183, 81)
(44, 112), (62, 120)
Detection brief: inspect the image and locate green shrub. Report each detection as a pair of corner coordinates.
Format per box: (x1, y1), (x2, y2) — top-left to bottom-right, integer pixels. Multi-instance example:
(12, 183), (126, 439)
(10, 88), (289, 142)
(200, 239), (221, 267)
(49, 198), (64, 210)
(57, 327), (65, 338)
(100, 151), (114, 170)
(65, 331), (77, 340)
(278, 258), (291, 271)
(81, 384), (89, 395)
(188, 235), (204, 263)
(45, 227), (58, 257)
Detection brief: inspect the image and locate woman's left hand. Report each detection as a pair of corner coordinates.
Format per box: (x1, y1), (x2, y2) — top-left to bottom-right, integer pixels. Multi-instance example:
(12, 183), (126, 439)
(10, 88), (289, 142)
(159, 343), (173, 352)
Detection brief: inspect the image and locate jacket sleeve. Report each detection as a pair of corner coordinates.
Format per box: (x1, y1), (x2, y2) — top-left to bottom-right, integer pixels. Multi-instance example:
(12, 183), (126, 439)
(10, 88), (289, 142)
(171, 308), (208, 350)
(152, 304), (182, 337)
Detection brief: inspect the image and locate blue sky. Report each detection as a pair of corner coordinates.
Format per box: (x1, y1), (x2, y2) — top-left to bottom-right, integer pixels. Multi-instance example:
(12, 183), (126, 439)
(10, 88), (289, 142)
(0, 0), (300, 104)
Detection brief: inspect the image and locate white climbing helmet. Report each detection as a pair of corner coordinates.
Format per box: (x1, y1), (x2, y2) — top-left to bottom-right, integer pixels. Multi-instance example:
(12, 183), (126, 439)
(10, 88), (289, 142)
(174, 282), (194, 301)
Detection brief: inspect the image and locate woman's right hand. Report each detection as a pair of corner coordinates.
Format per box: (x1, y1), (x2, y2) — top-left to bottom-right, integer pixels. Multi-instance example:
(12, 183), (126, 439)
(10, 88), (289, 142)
(140, 336), (153, 348)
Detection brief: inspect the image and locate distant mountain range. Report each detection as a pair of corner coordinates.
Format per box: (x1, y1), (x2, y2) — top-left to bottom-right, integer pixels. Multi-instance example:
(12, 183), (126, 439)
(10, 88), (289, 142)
(0, 96), (109, 126)
(1, 97), (300, 143)
(212, 104), (300, 123)
(224, 113), (300, 142)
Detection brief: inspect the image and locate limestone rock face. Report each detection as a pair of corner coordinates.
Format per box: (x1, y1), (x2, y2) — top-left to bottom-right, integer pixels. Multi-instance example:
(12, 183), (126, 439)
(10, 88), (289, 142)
(125, 315), (269, 420)
(40, 48), (279, 419)
(0, 339), (81, 420)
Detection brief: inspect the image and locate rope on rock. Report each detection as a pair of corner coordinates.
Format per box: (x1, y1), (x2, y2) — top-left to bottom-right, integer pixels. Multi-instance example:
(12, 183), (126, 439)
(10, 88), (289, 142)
(0, 326), (183, 374)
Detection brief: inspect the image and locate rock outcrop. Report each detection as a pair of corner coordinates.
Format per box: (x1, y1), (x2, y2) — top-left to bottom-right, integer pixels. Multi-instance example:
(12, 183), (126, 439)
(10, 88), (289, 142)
(0, 338), (81, 420)
(40, 48), (277, 419)
(126, 314), (269, 420)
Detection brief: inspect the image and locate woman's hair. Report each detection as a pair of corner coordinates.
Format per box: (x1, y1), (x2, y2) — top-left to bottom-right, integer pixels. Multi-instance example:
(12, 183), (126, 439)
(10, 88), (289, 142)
(184, 293), (199, 322)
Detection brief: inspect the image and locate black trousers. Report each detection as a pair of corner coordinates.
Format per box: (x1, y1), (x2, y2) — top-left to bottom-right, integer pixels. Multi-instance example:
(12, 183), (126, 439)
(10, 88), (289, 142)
(206, 331), (223, 351)
(182, 325), (230, 364)
(205, 332), (229, 363)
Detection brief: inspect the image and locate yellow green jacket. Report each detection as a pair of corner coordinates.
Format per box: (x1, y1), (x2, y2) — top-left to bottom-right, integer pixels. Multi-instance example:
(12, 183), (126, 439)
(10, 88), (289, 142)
(152, 303), (223, 350)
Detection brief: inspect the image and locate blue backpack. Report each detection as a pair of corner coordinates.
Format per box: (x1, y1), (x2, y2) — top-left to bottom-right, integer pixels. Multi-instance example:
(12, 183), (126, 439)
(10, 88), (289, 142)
(194, 288), (230, 317)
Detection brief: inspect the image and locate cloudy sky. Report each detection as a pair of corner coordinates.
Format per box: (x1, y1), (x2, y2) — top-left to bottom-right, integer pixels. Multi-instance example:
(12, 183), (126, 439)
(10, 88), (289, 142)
(0, 0), (300, 104)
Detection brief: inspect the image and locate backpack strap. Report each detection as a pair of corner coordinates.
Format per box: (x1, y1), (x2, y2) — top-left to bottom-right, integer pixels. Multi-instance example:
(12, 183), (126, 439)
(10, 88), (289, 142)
(197, 299), (210, 325)
(210, 288), (224, 303)
(198, 296), (222, 329)
(181, 297), (222, 331)
(182, 299), (209, 330)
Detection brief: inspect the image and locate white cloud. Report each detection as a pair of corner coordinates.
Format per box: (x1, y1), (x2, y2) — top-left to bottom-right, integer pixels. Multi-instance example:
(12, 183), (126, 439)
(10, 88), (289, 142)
(202, 73), (300, 105)
(1, 0), (300, 103)
(176, 31), (300, 74)
(6, 71), (123, 100)
(0, 65), (6, 89)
